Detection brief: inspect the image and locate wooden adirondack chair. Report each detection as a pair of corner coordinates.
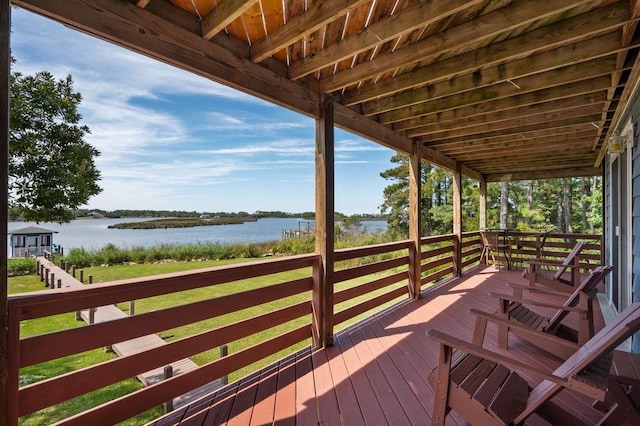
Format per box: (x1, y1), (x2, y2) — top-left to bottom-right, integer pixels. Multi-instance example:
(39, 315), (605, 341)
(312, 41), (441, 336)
(427, 302), (640, 426)
(523, 242), (585, 293)
(470, 265), (613, 360)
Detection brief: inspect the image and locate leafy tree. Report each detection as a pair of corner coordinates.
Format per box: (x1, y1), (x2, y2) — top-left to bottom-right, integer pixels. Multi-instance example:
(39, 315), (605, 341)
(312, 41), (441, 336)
(380, 153), (478, 237)
(9, 70), (101, 222)
(381, 153), (603, 236)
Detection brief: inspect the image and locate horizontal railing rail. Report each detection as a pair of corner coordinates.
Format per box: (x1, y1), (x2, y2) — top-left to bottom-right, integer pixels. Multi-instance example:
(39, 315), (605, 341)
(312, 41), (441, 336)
(6, 231), (603, 424)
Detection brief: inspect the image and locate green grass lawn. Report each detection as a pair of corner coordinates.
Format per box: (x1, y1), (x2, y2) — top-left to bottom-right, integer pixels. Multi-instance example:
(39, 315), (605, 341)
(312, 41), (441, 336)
(10, 256), (408, 425)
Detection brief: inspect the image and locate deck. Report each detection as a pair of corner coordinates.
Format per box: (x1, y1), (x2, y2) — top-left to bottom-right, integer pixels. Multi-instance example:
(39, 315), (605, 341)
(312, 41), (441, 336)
(149, 266), (608, 425)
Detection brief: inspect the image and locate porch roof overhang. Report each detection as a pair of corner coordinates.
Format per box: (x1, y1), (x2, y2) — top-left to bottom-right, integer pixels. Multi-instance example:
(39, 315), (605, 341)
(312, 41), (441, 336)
(12, 0), (640, 182)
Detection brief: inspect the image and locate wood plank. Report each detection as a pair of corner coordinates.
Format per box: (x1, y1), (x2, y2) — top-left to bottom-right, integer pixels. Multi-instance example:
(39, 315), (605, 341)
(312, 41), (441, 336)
(272, 353), (297, 426)
(201, 0), (258, 40)
(311, 348), (342, 425)
(294, 348), (318, 425)
(487, 371), (529, 424)
(248, 364), (279, 425)
(324, 338), (366, 425)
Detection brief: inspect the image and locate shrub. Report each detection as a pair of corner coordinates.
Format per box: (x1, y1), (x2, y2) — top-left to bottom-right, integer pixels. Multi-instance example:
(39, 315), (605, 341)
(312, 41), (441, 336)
(8, 257), (37, 276)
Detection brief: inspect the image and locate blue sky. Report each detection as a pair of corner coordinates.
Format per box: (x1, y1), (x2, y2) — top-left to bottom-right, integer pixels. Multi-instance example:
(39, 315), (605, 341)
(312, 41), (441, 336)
(10, 8), (396, 215)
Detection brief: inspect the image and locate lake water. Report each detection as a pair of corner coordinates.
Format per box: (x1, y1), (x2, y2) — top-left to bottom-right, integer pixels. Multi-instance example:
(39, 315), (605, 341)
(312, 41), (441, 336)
(7, 218), (387, 252)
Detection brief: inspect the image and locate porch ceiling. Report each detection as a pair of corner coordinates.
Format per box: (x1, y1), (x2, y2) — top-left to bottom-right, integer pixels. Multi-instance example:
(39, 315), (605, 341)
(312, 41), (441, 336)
(13, 0), (640, 181)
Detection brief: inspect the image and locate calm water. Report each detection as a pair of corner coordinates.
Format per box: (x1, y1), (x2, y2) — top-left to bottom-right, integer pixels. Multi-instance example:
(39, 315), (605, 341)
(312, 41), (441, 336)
(7, 217), (387, 252)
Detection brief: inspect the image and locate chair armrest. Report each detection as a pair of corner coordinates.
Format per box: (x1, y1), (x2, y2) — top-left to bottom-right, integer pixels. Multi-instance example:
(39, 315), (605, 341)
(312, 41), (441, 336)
(505, 283), (570, 297)
(427, 328), (567, 385)
(489, 292), (585, 314)
(526, 259), (565, 267)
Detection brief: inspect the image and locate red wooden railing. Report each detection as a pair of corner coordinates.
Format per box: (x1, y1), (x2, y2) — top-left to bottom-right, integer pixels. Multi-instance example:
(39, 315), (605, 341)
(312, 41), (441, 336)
(6, 231), (602, 424)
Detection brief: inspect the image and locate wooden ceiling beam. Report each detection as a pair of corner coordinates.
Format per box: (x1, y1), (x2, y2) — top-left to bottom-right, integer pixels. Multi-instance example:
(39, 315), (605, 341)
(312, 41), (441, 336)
(471, 160), (598, 176)
(410, 105), (604, 140)
(422, 124), (596, 147)
(452, 140), (595, 161)
(201, 0), (258, 41)
(365, 34), (624, 117)
(288, 0), (481, 80)
(421, 114), (603, 144)
(397, 92), (608, 134)
(485, 167), (602, 182)
(391, 83), (611, 132)
(408, 96), (606, 137)
(250, 0), (370, 63)
(473, 155), (596, 170)
(136, 0), (151, 8)
(468, 155), (596, 170)
(335, 1), (631, 101)
(388, 74), (613, 130)
(438, 131), (595, 156)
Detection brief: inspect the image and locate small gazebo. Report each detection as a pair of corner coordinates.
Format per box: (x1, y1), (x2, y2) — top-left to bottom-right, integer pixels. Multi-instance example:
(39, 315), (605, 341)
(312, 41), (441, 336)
(8, 226), (58, 257)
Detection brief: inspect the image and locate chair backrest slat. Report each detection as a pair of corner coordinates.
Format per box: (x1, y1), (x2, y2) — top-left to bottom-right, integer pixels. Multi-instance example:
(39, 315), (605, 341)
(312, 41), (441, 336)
(547, 265), (612, 329)
(552, 242), (586, 280)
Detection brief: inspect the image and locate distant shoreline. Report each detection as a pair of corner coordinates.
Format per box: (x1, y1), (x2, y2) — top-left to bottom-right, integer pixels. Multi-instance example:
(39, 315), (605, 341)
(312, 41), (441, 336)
(107, 217), (257, 229)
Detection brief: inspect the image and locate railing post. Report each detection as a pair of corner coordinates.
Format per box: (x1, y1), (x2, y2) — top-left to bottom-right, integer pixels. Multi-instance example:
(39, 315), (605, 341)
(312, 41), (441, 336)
(79, 270), (84, 283)
(313, 94), (335, 348)
(45, 268), (50, 287)
(453, 165), (463, 277)
(453, 235), (461, 277)
(163, 366), (174, 413)
(129, 300), (135, 316)
(220, 345), (228, 385)
(409, 143), (422, 299)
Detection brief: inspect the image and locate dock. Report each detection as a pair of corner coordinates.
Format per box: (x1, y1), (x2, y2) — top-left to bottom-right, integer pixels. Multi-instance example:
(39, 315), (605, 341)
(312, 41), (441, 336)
(35, 257), (224, 409)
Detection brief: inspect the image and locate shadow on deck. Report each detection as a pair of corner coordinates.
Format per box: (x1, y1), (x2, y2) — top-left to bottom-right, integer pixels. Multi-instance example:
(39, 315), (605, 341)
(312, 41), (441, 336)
(149, 267), (607, 425)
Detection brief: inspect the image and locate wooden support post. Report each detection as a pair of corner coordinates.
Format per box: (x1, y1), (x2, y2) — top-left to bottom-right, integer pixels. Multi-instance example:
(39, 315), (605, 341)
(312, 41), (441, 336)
(88, 275), (93, 284)
(50, 273), (55, 289)
(57, 279), (61, 289)
(0, 3), (11, 424)
(45, 268), (50, 287)
(479, 179), (487, 231)
(163, 366), (174, 413)
(89, 308), (96, 324)
(220, 345), (228, 385)
(408, 144), (422, 299)
(314, 94), (335, 348)
(129, 300), (135, 316)
(60, 259), (64, 269)
(71, 265), (76, 278)
(80, 270), (84, 283)
(453, 165), (463, 277)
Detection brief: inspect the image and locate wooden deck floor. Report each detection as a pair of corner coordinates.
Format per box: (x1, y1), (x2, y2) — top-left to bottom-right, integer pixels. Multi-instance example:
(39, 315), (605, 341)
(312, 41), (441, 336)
(149, 266), (608, 426)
